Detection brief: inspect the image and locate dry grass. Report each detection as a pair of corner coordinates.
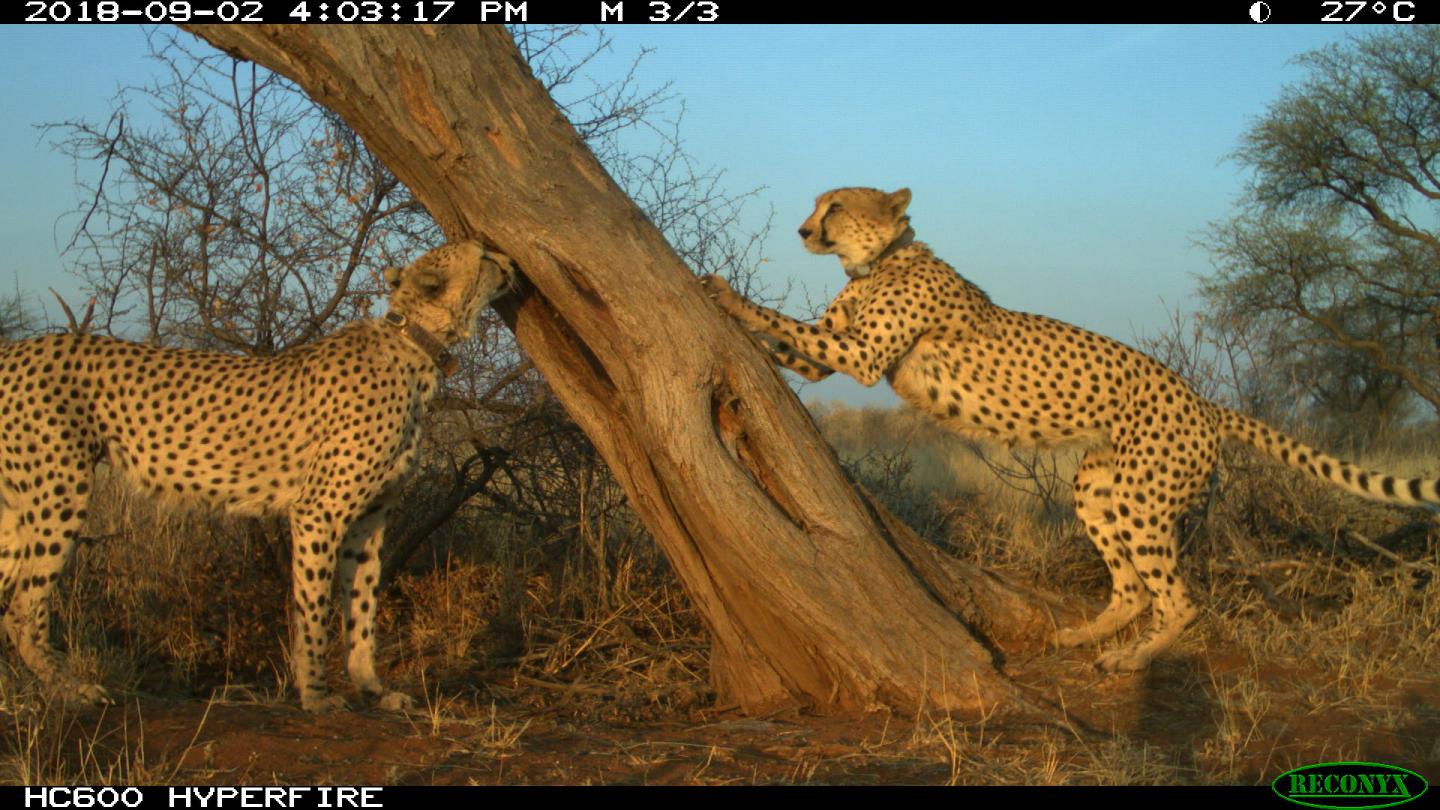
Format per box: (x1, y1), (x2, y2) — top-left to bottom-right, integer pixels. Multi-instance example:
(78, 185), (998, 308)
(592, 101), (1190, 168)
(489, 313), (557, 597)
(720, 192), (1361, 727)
(2, 401), (1439, 784)
(0, 677), (217, 785)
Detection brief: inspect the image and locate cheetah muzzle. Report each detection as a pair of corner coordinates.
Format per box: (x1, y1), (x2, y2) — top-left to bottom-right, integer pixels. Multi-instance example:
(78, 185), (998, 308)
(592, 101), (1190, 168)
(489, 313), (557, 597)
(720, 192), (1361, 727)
(701, 186), (1440, 674)
(0, 240), (515, 711)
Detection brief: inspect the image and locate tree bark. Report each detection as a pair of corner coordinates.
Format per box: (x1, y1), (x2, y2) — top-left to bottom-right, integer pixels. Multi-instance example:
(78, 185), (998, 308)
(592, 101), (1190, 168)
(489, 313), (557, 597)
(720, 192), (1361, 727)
(180, 24), (1053, 716)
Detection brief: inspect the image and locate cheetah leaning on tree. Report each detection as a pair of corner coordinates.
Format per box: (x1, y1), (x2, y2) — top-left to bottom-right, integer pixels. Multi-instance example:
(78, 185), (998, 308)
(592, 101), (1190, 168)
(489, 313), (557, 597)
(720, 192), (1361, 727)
(0, 240), (515, 711)
(700, 187), (1440, 673)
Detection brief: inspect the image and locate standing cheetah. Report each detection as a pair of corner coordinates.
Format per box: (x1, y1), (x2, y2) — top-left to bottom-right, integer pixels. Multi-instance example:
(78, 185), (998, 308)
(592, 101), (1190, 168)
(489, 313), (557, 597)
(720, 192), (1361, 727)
(0, 241), (514, 711)
(701, 187), (1440, 673)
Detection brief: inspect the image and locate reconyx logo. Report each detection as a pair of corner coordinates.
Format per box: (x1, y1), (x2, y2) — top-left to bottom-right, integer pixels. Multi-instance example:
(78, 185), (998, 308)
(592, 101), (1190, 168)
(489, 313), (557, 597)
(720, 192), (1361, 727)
(1272, 762), (1428, 809)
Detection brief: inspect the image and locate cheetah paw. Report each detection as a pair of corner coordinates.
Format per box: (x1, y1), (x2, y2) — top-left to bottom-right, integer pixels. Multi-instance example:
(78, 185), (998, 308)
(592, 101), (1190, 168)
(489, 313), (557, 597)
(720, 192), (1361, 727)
(378, 692), (415, 713)
(65, 683), (114, 707)
(697, 274), (732, 297)
(301, 692), (349, 713)
(697, 275), (743, 311)
(1094, 647), (1151, 674)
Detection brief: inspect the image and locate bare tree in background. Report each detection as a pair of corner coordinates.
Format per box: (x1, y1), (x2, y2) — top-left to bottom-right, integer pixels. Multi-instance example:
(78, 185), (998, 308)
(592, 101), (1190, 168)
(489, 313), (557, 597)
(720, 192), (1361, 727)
(0, 286), (40, 341)
(1201, 27), (1440, 438)
(48, 31), (437, 352)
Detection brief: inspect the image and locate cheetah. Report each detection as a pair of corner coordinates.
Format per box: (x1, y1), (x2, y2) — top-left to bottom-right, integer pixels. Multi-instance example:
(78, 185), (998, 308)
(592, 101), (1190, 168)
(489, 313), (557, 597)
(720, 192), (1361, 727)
(0, 240), (514, 711)
(700, 187), (1440, 673)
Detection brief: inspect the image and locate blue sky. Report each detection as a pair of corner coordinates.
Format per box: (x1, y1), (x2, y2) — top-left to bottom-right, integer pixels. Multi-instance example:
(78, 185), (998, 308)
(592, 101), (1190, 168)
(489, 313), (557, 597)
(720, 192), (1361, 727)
(0, 25), (1380, 405)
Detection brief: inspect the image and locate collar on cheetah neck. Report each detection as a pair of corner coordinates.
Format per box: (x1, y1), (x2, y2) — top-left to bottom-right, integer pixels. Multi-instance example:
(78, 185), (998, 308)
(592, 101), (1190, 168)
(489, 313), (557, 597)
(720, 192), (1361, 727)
(382, 311), (459, 377)
(844, 227), (915, 279)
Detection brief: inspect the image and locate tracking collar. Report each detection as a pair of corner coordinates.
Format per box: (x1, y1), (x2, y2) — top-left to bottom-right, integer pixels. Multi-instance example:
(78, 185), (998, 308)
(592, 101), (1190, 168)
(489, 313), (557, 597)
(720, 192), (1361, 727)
(845, 227), (916, 278)
(383, 312), (459, 377)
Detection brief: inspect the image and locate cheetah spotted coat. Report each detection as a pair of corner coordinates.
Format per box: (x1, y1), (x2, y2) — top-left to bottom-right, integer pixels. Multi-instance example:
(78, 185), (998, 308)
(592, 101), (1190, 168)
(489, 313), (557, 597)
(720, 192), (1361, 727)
(0, 240), (514, 710)
(701, 187), (1440, 673)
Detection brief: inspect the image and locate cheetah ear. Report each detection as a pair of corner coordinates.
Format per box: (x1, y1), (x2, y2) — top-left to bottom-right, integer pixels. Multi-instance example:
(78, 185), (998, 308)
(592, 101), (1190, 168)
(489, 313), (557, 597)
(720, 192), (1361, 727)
(412, 267), (446, 296)
(482, 251), (517, 275)
(887, 188), (912, 216)
(382, 266), (403, 289)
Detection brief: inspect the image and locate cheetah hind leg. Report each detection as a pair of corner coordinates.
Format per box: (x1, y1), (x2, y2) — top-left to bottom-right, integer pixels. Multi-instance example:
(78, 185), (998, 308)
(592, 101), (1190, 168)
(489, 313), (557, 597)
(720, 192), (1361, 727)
(1090, 498), (1200, 673)
(1052, 448), (1152, 649)
(1092, 586), (1197, 673)
(1092, 613), (1194, 673)
(0, 487), (113, 706)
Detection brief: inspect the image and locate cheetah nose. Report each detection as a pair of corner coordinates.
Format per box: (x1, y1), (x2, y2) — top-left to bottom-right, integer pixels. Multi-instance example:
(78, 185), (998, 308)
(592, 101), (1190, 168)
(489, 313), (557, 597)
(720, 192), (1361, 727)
(798, 227), (812, 239)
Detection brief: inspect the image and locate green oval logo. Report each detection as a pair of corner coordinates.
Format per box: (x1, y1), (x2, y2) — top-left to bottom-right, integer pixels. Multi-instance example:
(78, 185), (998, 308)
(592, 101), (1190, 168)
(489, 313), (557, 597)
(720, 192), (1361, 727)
(1273, 762), (1429, 809)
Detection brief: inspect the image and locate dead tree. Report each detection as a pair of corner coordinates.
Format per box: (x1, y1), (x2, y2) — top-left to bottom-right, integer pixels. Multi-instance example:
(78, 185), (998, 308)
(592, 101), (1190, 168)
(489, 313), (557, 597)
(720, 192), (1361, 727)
(180, 24), (1054, 717)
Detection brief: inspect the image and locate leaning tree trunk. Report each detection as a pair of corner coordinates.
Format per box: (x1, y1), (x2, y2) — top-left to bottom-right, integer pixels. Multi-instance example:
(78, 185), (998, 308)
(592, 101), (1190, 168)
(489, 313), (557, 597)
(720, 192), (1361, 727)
(181, 24), (1054, 716)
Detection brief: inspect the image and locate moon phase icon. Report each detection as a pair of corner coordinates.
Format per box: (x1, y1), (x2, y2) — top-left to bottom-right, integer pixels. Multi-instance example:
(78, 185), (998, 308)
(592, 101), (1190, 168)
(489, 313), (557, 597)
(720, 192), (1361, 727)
(1249, 1), (1271, 21)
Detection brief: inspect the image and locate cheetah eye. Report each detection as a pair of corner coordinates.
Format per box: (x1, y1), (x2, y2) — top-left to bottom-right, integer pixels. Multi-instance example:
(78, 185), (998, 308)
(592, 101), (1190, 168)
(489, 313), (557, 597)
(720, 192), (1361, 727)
(825, 202), (843, 216)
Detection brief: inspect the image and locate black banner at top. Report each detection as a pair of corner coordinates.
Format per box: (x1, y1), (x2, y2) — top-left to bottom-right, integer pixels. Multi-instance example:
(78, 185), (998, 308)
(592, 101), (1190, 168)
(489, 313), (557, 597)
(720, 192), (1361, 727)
(11, 0), (1438, 24)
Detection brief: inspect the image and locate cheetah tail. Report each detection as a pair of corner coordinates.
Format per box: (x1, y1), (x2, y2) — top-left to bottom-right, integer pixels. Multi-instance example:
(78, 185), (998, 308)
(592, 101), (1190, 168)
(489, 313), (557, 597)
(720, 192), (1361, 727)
(1217, 406), (1440, 508)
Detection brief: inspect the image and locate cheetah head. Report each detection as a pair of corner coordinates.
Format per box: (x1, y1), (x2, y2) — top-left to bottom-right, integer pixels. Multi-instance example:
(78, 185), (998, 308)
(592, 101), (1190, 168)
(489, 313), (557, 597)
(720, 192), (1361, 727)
(383, 241), (516, 345)
(798, 187), (913, 278)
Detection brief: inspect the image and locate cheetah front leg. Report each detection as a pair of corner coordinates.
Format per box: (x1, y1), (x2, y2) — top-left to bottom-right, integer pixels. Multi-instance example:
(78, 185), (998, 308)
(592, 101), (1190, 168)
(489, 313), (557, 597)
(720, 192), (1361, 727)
(0, 476), (112, 706)
(287, 505), (347, 712)
(765, 288), (864, 382)
(761, 342), (836, 382)
(334, 502), (412, 712)
(697, 275), (837, 382)
(700, 275), (898, 387)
